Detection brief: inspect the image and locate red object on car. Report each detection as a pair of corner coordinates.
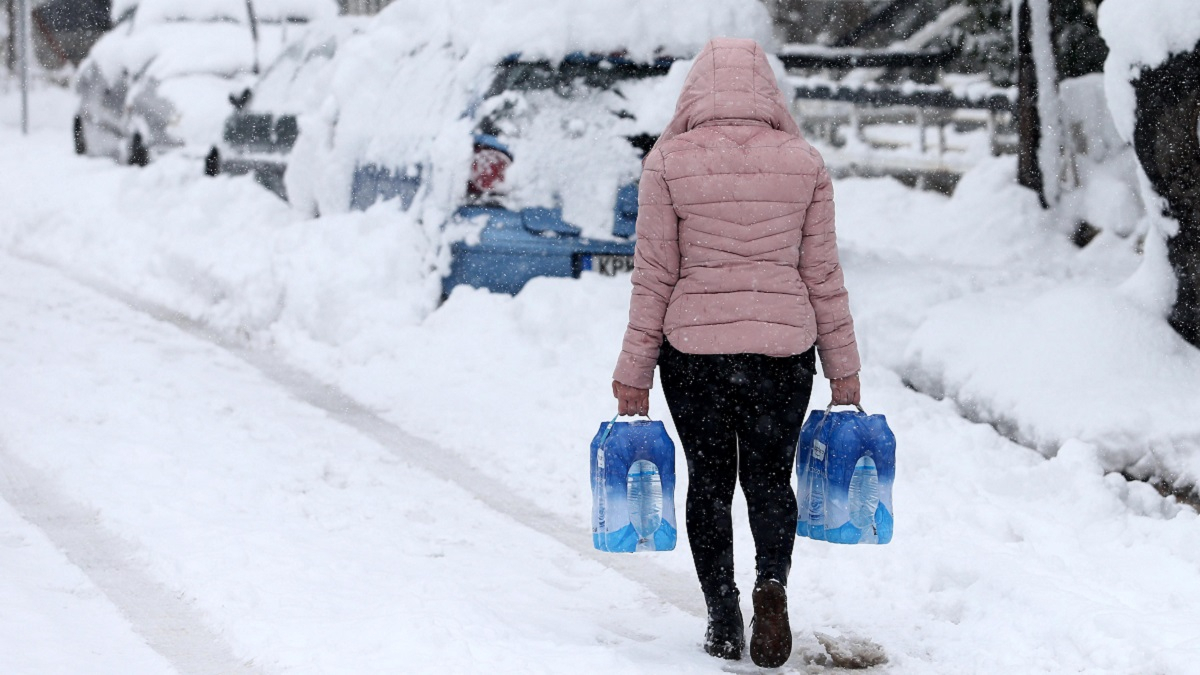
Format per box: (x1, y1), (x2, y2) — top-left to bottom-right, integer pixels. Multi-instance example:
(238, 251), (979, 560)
(469, 145), (512, 195)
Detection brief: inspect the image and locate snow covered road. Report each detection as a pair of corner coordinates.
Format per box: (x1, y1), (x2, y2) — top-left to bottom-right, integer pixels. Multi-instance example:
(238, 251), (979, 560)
(0, 254), (712, 672)
(3, 89), (1200, 673)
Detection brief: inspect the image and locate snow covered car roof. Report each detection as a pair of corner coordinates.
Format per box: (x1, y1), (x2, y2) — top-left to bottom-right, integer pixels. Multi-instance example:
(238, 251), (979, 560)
(87, 0), (338, 83)
(115, 0), (336, 25)
(87, 21), (258, 82)
(285, 0), (777, 223)
(78, 0), (339, 158)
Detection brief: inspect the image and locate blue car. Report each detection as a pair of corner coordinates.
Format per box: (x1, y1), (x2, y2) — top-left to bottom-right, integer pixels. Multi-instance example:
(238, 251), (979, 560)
(346, 52), (678, 298)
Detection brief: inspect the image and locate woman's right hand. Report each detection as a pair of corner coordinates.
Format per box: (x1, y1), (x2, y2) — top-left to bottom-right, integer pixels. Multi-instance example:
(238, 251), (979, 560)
(612, 380), (650, 416)
(830, 374), (861, 406)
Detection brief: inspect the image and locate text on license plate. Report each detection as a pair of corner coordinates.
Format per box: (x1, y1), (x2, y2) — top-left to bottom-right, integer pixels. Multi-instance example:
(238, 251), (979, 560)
(590, 254), (635, 276)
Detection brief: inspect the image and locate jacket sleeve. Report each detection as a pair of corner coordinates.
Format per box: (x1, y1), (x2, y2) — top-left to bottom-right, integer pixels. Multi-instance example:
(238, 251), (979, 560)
(799, 165), (861, 380)
(613, 148), (680, 390)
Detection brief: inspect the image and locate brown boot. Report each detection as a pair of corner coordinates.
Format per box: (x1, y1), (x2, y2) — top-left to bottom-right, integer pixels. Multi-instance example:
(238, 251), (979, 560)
(749, 579), (792, 668)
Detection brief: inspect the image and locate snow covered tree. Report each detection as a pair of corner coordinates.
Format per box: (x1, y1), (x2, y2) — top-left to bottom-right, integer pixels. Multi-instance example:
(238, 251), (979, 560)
(962, 0), (1015, 85)
(1100, 0), (1200, 349)
(1128, 45), (1200, 347)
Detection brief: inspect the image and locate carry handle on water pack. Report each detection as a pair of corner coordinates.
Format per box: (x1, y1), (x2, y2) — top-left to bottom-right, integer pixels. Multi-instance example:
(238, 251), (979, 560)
(810, 402), (866, 441)
(593, 413), (651, 541)
(595, 413), (659, 448)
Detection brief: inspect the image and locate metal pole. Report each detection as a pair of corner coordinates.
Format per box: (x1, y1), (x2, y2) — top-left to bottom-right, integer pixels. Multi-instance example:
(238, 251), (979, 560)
(16, 0), (29, 134)
(916, 108), (926, 154)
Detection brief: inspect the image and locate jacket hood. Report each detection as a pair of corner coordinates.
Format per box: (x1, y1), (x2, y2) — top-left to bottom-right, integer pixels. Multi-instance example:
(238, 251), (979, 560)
(655, 37), (799, 149)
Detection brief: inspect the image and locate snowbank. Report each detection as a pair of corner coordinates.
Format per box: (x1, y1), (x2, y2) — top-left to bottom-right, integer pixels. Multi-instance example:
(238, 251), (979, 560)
(835, 157), (1057, 268)
(1099, 0), (1200, 143)
(0, 143), (443, 349)
(904, 284), (1200, 489)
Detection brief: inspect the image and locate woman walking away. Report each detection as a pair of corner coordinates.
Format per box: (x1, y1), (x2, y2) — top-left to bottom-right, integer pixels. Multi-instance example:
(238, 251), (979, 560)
(611, 38), (861, 668)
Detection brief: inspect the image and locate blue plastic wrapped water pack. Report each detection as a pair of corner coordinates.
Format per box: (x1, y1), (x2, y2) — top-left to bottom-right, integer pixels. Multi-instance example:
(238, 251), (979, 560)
(796, 406), (896, 545)
(590, 417), (678, 552)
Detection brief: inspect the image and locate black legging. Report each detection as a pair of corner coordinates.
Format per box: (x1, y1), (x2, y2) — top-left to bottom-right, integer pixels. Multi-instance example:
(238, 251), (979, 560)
(659, 339), (815, 600)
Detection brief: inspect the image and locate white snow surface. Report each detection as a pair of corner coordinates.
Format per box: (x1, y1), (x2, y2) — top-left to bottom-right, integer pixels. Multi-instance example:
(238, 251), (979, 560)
(130, 0), (335, 26)
(1099, 0), (1200, 143)
(133, 0), (254, 26)
(252, 0), (339, 22)
(1056, 74), (1145, 239)
(244, 19), (366, 116)
(4, 88), (1200, 672)
(87, 21), (257, 82)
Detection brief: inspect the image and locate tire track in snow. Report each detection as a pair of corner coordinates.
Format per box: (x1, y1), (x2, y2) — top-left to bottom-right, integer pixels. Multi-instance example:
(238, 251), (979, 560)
(0, 440), (262, 675)
(16, 254), (708, 621)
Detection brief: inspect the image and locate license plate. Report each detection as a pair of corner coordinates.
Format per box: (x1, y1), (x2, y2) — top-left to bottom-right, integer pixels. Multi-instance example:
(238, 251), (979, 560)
(590, 254), (634, 276)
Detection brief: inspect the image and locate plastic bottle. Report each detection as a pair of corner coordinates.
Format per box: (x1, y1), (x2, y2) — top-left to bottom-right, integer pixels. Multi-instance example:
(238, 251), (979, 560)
(807, 466), (826, 526)
(626, 459), (663, 551)
(847, 455), (880, 533)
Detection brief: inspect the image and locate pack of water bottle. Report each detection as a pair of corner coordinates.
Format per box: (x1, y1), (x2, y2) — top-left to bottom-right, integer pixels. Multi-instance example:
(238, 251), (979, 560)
(796, 405), (896, 545)
(589, 416), (678, 552)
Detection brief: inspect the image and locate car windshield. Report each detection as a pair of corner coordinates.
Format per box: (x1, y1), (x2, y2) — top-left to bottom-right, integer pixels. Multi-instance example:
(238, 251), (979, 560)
(476, 54), (684, 238)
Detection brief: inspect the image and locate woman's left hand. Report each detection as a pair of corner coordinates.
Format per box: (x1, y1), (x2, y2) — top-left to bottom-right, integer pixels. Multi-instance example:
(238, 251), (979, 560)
(830, 374), (861, 406)
(612, 380), (650, 416)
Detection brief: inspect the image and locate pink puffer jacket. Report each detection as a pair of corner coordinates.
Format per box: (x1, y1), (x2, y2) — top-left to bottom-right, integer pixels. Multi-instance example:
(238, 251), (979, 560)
(613, 37), (860, 390)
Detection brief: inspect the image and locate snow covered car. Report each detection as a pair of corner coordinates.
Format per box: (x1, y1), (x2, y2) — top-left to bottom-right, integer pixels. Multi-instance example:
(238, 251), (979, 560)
(356, 52), (681, 297)
(73, 0), (336, 165)
(283, 0), (775, 297)
(204, 18), (365, 199)
(400, 53), (676, 297)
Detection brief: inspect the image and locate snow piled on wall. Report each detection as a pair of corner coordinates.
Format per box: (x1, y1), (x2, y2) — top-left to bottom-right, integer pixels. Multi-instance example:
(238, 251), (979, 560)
(1099, 0), (1200, 143)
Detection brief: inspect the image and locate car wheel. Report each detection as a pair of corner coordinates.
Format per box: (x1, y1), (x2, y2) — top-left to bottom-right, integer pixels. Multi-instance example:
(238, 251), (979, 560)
(129, 132), (150, 167)
(73, 116), (87, 155)
(1132, 40), (1200, 344)
(204, 147), (221, 177)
